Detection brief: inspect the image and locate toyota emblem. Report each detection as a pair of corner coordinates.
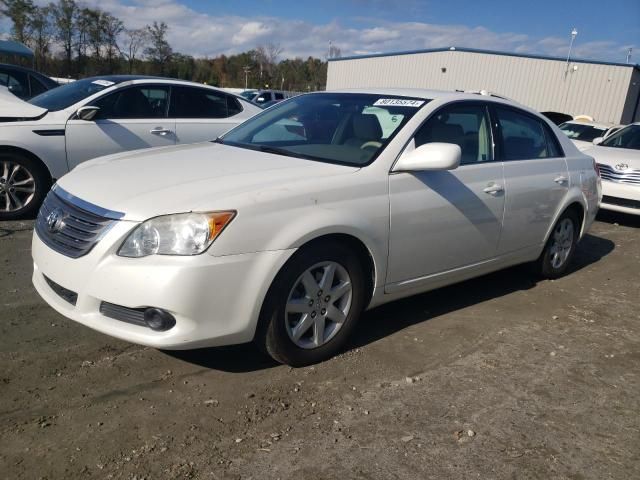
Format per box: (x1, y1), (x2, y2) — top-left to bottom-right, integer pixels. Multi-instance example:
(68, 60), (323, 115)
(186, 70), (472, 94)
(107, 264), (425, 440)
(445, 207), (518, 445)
(46, 208), (65, 233)
(614, 163), (629, 171)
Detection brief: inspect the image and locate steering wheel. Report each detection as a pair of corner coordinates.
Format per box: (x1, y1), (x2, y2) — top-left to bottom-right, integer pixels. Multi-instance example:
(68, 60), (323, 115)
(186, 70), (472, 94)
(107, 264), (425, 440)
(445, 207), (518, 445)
(360, 141), (382, 150)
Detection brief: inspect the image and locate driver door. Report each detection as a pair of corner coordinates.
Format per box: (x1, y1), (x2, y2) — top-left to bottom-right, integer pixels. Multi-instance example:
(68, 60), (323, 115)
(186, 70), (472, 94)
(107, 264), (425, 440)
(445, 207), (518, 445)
(386, 102), (505, 292)
(65, 85), (175, 169)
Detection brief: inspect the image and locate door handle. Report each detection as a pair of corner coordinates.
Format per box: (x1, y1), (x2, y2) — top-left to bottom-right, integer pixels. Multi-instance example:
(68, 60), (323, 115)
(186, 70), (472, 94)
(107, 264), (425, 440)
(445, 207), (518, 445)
(554, 176), (568, 185)
(483, 183), (504, 195)
(150, 127), (173, 136)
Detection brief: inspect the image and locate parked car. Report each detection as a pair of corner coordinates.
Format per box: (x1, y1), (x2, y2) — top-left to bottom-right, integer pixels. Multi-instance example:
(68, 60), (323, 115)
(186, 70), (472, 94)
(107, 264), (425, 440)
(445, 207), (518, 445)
(239, 89), (258, 101)
(584, 123), (640, 215)
(32, 89), (600, 366)
(0, 63), (59, 100)
(0, 76), (261, 219)
(559, 120), (623, 151)
(251, 89), (288, 106)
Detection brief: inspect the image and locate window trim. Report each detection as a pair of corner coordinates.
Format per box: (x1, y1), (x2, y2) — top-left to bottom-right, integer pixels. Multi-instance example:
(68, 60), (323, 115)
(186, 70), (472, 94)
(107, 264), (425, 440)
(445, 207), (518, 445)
(489, 103), (565, 162)
(88, 84), (171, 120)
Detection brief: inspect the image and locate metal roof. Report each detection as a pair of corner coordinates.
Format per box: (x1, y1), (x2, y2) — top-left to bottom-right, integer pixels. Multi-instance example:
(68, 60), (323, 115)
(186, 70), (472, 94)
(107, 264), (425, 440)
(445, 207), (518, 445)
(328, 46), (640, 70)
(0, 40), (34, 58)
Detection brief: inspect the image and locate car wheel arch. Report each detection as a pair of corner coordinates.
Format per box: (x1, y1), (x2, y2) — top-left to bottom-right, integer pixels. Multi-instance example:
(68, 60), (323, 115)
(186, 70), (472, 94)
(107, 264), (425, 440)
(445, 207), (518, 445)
(543, 194), (586, 247)
(0, 145), (53, 184)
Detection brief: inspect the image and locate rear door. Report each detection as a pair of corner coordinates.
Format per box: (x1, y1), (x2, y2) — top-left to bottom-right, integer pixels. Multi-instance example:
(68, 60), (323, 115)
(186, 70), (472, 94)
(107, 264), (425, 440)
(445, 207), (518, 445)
(65, 84), (175, 169)
(387, 102), (506, 289)
(492, 105), (568, 254)
(171, 86), (248, 143)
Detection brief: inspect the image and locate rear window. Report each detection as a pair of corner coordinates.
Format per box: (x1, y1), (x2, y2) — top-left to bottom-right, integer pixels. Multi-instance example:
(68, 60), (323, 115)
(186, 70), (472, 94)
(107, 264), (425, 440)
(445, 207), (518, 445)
(559, 123), (607, 142)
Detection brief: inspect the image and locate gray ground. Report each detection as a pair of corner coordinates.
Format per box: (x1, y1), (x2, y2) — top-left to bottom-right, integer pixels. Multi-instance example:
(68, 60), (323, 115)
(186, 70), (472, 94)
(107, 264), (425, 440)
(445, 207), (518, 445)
(1, 212), (639, 480)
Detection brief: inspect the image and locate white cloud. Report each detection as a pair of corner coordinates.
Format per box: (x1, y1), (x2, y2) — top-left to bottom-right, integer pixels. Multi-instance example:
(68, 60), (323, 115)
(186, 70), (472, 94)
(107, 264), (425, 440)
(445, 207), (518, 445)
(14, 0), (636, 62)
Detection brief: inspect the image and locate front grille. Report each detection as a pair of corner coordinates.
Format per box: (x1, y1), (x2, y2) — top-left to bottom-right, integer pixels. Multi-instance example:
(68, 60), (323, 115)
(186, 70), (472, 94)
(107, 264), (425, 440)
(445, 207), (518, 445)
(99, 302), (147, 327)
(597, 163), (640, 185)
(602, 195), (640, 210)
(35, 187), (122, 259)
(44, 275), (78, 306)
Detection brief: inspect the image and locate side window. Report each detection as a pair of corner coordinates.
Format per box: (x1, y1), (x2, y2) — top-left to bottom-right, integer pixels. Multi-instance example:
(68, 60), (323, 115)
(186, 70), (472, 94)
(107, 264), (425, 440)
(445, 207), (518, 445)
(495, 107), (556, 160)
(92, 86), (169, 119)
(414, 103), (493, 165)
(275, 92), (284, 100)
(227, 96), (243, 116)
(29, 75), (48, 97)
(5, 70), (29, 98)
(169, 87), (237, 118)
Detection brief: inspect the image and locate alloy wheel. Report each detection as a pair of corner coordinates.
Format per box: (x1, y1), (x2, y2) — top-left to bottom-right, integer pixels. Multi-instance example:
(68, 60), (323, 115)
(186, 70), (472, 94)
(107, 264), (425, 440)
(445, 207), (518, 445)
(285, 261), (353, 349)
(549, 218), (574, 269)
(0, 161), (36, 213)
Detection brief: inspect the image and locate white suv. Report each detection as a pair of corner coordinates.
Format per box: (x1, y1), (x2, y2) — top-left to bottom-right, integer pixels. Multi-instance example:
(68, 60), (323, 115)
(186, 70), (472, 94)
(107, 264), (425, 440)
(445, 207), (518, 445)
(0, 76), (260, 219)
(32, 89), (601, 366)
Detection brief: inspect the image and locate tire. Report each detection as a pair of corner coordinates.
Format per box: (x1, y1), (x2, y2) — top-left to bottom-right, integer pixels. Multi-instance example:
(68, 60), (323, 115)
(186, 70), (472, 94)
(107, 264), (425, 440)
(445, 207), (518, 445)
(256, 241), (368, 367)
(0, 152), (50, 221)
(534, 210), (580, 279)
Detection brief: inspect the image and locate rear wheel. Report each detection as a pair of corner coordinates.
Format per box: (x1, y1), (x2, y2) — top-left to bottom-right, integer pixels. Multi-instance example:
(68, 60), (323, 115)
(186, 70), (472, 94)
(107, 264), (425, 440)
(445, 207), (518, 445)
(535, 210), (580, 279)
(256, 241), (367, 366)
(0, 153), (50, 220)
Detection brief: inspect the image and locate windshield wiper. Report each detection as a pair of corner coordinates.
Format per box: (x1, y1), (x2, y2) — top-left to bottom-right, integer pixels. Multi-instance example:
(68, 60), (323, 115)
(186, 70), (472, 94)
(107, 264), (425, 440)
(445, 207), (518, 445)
(256, 145), (309, 160)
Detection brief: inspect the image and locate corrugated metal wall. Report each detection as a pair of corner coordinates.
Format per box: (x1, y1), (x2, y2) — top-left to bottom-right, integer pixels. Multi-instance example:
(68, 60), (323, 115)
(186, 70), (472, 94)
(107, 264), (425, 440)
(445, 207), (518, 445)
(327, 50), (637, 124)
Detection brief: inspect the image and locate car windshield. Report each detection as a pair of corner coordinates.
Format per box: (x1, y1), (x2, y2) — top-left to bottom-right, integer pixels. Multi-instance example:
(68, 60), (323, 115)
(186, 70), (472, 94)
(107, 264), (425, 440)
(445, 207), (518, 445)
(559, 123), (607, 142)
(600, 124), (640, 150)
(29, 78), (121, 111)
(219, 93), (428, 166)
(240, 90), (257, 100)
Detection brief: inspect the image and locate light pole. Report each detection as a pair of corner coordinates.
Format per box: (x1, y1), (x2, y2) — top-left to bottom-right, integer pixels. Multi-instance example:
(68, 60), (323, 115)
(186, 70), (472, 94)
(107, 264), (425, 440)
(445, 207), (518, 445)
(242, 65), (251, 89)
(565, 28), (578, 77)
(627, 48), (633, 64)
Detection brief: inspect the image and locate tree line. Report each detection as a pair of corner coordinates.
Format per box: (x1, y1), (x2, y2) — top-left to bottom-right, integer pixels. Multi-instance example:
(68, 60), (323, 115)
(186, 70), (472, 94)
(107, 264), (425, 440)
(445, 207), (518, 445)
(0, 0), (329, 91)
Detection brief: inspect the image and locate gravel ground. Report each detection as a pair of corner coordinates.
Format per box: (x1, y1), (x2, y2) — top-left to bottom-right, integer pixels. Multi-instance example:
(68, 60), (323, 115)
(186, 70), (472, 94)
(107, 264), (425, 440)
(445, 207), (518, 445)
(1, 211), (639, 480)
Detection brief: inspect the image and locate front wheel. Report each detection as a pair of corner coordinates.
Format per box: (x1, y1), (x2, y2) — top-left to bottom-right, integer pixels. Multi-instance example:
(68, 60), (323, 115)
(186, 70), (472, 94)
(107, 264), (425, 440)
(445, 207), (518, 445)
(256, 241), (367, 366)
(0, 153), (50, 220)
(535, 210), (580, 279)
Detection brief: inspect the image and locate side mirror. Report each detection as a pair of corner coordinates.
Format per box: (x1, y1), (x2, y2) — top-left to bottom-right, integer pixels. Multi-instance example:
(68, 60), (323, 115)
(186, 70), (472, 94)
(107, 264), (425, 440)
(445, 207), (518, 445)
(76, 106), (100, 121)
(393, 142), (461, 172)
(592, 137), (604, 145)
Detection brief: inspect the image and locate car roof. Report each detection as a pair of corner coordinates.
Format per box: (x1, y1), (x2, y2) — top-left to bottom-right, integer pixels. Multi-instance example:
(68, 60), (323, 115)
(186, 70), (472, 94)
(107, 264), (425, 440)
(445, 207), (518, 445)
(0, 63), (58, 87)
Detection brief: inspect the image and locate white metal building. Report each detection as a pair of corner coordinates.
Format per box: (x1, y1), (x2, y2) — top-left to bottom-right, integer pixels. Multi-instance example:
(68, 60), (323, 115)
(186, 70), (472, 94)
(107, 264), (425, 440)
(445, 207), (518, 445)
(327, 47), (640, 125)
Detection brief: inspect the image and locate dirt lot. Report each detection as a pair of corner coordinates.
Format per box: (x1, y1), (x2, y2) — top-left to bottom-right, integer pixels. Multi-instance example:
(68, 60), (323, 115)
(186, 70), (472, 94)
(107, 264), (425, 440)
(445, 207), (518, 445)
(1, 212), (639, 480)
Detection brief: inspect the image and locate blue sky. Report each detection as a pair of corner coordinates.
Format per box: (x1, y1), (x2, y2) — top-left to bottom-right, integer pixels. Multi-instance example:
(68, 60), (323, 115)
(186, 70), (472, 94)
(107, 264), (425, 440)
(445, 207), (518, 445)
(4, 0), (639, 62)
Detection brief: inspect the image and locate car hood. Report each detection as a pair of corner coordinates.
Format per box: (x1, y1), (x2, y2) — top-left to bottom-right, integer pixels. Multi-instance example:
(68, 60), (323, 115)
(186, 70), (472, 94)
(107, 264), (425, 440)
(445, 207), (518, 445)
(0, 85), (47, 119)
(583, 145), (640, 170)
(57, 142), (359, 221)
(570, 139), (594, 151)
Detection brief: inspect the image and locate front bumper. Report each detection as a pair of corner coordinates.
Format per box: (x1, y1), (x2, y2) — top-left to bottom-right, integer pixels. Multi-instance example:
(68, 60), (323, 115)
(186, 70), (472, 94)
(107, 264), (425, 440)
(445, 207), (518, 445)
(32, 223), (294, 349)
(600, 180), (640, 215)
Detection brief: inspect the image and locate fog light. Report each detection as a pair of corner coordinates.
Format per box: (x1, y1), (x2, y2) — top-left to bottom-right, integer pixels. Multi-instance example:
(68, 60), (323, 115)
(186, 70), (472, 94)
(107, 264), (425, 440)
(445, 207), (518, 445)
(143, 308), (176, 331)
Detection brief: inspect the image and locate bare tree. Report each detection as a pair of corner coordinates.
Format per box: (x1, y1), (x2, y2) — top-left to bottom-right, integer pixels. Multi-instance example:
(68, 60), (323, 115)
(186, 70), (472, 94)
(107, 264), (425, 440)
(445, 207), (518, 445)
(0, 0), (35, 45)
(145, 21), (172, 74)
(254, 42), (283, 86)
(29, 5), (53, 70)
(121, 27), (148, 74)
(50, 0), (78, 75)
(101, 12), (123, 70)
(328, 42), (341, 59)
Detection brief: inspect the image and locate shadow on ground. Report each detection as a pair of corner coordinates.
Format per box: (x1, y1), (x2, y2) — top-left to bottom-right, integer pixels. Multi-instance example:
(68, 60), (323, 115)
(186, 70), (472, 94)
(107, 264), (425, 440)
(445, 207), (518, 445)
(596, 210), (640, 228)
(166, 233), (614, 372)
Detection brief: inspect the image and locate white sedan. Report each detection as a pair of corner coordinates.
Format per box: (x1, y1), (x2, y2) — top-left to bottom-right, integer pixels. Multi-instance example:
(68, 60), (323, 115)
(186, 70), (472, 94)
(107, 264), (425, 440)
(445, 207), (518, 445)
(584, 123), (640, 215)
(558, 120), (623, 151)
(32, 89), (600, 366)
(0, 76), (260, 219)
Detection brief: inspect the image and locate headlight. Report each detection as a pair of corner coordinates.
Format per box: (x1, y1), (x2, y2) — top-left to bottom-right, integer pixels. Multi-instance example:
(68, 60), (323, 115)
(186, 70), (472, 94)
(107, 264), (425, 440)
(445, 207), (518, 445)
(118, 211), (235, 257)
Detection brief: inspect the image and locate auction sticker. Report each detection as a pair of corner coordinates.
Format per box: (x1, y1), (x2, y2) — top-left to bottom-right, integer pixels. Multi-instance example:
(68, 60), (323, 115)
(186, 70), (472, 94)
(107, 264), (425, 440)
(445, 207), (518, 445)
(373, 98), (424, 107)
(92, 79), (116, 87)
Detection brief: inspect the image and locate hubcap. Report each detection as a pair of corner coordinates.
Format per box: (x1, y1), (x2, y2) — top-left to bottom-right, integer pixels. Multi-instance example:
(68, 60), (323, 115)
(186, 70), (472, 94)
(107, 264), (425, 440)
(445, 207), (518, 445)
(0, 161), (36, 213)
(549, 218), (574, 269)
(285, 261), (353, 349)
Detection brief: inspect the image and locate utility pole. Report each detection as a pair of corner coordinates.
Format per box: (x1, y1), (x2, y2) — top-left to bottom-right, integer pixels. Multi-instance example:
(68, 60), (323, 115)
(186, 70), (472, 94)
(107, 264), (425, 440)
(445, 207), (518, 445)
(565, 28), (578, 78)
(242, 65), (251, 89)
(627, 48), (633, 64)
